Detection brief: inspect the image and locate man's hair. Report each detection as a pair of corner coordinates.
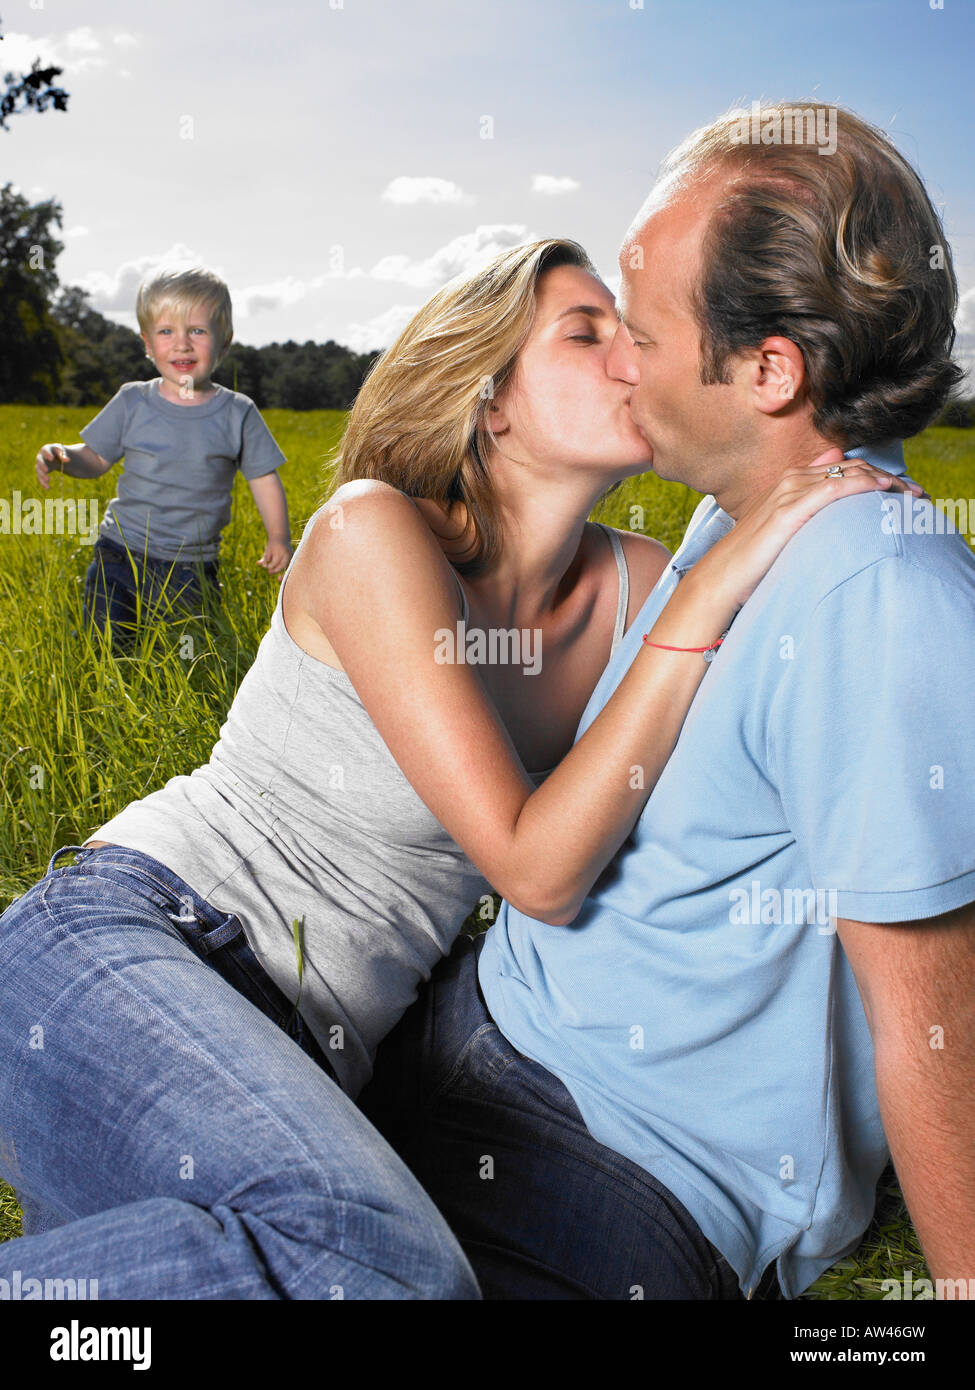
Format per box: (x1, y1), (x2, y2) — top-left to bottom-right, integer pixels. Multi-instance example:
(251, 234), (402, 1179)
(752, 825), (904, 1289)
(136, 267), (233, 355)
(654, 102), (964, 444)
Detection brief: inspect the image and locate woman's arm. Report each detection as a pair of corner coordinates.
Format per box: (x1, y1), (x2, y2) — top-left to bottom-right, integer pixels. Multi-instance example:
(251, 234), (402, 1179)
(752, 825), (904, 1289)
(297, 457), (919, 925)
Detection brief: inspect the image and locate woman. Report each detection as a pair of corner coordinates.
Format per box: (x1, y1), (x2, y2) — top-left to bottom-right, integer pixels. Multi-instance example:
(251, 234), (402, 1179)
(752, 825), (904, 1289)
(0, 239), (917, 1300)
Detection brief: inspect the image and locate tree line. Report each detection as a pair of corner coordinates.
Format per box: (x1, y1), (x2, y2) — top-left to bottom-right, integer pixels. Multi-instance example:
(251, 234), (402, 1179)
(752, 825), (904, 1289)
(1, 182), (379, 410)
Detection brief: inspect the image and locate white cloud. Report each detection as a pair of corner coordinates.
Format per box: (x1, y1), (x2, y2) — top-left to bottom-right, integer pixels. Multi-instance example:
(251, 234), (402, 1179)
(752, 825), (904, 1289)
(78, 250), (309, 323)
(112, 32), (140, 48)
(381, 176), (471, 205)
(309, 266), (365, 286)
(236, 276), (307, 317)
(59, 26), (107, 72)
(532, 174), (581, 196)
(0, 25), (127, 76)
(368, 224), (532, 289)
(956, 287), (975, 336)
(0, 31), (59, 71)
(64, 27), (101, 54)
(65, 226), (90, 239)
(77, 244), (204, 312)
(341, 304), (420, 353)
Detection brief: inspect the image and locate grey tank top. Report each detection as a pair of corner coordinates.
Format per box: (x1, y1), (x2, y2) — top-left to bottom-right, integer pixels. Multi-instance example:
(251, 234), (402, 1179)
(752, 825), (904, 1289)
(89, 505), (630, 1097)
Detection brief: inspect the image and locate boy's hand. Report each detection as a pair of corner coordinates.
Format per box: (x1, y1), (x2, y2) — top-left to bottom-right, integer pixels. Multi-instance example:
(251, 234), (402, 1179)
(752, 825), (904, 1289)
(258, 538), (293, 577)
(35, 443), (70, 490)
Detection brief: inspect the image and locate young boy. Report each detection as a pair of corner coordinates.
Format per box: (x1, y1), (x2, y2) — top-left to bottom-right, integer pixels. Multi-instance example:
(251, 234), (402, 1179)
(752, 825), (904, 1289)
(34, 266), (291, 641)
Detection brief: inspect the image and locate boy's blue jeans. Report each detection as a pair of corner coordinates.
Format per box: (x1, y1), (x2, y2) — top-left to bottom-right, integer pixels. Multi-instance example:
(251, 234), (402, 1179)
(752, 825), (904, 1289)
(358, 932), (766, 1301)
(0, 845), (479, 1300)
(82, 535), (221, 637)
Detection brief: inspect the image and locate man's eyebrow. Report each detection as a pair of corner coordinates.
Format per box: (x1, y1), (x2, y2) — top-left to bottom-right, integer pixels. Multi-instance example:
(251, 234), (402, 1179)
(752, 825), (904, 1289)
(618, 311), (652, 337)
(553, 304), (610, 322)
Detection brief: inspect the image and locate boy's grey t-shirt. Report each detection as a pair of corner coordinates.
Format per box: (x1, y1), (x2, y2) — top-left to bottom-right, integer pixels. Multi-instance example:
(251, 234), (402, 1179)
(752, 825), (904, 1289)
(80, 378), (285, 562)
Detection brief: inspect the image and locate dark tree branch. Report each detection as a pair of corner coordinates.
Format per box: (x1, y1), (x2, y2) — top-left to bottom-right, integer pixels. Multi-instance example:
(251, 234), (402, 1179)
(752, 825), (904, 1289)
(0, 19), (70, 130)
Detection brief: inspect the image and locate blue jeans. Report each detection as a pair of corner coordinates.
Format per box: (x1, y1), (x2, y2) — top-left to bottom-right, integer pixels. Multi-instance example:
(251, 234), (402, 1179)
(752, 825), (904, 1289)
(359, 932), (769, 1300)
(82, 535), (221, 640)
(0, 844), (480, 1300)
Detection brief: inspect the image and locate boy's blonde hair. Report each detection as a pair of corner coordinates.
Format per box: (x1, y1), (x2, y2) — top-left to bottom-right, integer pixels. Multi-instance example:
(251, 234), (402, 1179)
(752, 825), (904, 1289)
(331, 238), (600, 576)
(136, 267), (234, 355)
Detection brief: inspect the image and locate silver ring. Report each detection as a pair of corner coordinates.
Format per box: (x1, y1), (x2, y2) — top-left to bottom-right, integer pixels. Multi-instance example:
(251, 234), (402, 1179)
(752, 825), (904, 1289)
(824, 464), (845, 478)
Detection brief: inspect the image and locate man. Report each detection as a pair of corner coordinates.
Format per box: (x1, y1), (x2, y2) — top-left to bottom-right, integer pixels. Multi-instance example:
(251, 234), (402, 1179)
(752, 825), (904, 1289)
(359, 103), (975, 1300)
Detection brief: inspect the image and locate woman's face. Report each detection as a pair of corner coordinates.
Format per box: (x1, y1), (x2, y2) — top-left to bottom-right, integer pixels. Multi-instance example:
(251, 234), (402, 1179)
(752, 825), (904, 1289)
(490, 263), (652, 476)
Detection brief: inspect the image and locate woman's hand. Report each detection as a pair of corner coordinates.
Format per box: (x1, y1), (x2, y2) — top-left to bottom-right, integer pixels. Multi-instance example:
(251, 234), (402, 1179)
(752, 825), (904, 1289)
(693, 447), (925, 612)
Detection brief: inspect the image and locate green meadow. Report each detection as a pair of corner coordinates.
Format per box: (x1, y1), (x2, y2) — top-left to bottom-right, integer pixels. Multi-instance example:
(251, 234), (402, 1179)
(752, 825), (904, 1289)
(1, 403), (973, 1298)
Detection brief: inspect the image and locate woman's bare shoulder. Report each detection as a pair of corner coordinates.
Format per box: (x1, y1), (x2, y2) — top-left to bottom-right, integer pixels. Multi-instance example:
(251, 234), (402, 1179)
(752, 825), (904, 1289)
(597, 524), (672, 606)
(290, 481), (461, 626)
(282, 483), (453, 669)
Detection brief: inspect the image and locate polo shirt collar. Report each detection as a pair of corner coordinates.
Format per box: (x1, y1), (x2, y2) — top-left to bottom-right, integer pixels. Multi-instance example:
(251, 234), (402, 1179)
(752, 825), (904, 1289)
(669, 439), (908, 577)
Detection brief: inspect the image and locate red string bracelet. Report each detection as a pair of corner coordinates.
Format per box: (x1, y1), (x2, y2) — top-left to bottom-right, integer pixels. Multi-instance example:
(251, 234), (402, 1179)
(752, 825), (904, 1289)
(642, 635), (724, 653)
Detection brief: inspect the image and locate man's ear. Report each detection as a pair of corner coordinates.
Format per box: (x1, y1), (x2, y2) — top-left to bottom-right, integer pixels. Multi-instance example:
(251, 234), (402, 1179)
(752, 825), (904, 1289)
(747, 336), (807, 416)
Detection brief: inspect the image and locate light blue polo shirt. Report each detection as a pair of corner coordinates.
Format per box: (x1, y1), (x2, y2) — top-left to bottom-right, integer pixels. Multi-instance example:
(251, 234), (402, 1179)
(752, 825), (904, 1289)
(479, 440), (975, 1299)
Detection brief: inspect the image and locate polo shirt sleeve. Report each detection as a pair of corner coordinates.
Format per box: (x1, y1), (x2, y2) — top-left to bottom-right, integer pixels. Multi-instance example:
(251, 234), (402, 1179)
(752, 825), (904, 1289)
(237, 401), (287, 479)
(767, 555), (975, 923)
(79, 387), (129, 465)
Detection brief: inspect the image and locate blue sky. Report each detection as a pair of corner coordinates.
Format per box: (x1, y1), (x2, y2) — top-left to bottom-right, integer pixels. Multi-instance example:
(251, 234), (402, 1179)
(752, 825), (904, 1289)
(5, 0), (973, 352)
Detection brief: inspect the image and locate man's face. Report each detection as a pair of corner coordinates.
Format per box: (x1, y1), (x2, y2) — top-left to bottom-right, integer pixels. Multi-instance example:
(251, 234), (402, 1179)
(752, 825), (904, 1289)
(608, 181), (753, 493)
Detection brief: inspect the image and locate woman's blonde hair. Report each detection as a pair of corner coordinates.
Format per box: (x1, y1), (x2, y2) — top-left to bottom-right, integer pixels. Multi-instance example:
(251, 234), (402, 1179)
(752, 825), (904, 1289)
(136, 267), (234, 356)
(329, 238), (598, 575)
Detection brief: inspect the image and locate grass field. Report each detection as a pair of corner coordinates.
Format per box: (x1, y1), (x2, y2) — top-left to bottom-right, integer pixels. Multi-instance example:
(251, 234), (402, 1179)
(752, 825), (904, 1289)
(1, 404), (973, 1297)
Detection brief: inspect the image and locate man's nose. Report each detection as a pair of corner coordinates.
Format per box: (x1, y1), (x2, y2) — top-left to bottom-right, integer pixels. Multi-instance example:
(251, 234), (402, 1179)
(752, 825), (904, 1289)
(607, 323), (640, 386)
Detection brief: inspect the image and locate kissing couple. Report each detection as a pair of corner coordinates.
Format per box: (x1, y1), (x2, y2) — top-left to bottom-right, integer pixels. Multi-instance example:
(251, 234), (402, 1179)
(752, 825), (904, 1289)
(2, 101), (973, 1301)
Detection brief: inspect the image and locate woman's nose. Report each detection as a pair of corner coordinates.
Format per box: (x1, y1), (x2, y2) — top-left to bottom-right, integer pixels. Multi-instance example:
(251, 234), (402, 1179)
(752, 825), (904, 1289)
(606, 324), (640, 385)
